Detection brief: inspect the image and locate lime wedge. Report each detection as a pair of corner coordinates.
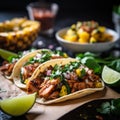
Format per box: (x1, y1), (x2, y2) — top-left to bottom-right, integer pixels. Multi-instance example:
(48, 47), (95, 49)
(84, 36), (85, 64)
(0, 93), (36, 116)
(102, 65), (120, 87)
(0, 49), (18, 61)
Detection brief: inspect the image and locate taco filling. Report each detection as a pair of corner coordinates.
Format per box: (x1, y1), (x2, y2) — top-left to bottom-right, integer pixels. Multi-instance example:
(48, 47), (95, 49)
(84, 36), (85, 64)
(20, 50), (68, 84)
(26, 61), (103, 101)
(0, 49), (35, 77)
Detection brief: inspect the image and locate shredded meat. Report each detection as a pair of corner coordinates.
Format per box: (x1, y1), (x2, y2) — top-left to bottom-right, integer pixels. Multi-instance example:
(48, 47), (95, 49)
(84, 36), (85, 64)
(67, 72), (99, 93)
(39, 84), (55, 99)
(27, 77), (43, 93)
(67, 80), (87, 93)
(26, 63), (102, 100)
(0, 61), (16, 76)
(38, 79), (60, 99)
(22, 63), (40, 81)
(47, 91), (59, 100)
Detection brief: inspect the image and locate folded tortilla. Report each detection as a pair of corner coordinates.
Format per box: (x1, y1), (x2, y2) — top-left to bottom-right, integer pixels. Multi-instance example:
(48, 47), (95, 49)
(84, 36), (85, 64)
(27, 58), (105, 104)
(12, 49), (51, 89)
(3, 49), (37, 80)
(12, 49), (69, 89)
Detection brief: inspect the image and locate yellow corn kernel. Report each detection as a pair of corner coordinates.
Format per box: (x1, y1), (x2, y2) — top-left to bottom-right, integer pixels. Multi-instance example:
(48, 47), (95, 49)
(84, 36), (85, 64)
(59, 85), (67, 97)
(76, 69), (81, 77)
(95, 82), (102, 88)
(98, 26), (106, 33)
(90, 37), (97, 43)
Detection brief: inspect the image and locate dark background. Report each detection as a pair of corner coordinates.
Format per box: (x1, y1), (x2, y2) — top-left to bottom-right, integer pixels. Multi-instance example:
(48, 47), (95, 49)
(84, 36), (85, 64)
(0, 0), (118, 12)
(0, 0), (120, 29)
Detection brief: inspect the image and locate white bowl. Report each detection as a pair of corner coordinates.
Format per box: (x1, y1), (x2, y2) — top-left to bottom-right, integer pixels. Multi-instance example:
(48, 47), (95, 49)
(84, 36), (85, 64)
(55, 27), (119, 52)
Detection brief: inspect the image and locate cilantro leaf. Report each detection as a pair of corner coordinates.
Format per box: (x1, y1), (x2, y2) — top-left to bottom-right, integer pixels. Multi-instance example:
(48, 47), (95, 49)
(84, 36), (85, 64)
(75, 52), (120, 75)
(84, 59), (102, 74)
(108, 59), (120, 72)
(97, 102), (111, 114)
(111, 98), (120, 115)
(97, 98), (120, 116)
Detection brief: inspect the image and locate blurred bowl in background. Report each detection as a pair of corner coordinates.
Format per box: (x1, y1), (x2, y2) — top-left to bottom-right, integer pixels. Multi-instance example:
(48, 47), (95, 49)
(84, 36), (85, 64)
(0, 18), (40, 52)
(56, 27), (119, 53)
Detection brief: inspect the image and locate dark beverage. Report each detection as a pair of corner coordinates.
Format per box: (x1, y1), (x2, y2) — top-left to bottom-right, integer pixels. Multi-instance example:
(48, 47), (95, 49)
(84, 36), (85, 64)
(27, 2), (58, 35)
(33, 8), (55, 31)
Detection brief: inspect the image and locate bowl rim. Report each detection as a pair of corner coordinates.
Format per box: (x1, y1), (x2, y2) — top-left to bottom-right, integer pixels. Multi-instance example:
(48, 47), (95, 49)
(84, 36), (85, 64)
(55, 27), (119, 46)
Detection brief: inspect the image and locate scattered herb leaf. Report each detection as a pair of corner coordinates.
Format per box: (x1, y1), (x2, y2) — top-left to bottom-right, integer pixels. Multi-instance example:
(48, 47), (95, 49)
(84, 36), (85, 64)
(76, 52), (120, 74)
(97, 98), (120, 115)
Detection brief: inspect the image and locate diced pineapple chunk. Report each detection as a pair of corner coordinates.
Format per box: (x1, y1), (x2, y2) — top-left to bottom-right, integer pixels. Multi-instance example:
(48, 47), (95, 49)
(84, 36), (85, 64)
(66, 29), (76, 36)
(64, 34), (77, 42)
(98, 26), (106, 33)
(59, 85), (68, 97)
(95, 82), (103, 88)
(78, 31), (89, 42)
(76, 69), (81, 77)
(90, 37), (97, 43)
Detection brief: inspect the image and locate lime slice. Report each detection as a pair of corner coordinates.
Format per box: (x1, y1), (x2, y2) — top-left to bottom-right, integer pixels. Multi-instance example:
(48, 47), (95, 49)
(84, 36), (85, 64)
(0, 93), (36, 116)
(102, 65), (120, 87)
(0, 48), (18, 61)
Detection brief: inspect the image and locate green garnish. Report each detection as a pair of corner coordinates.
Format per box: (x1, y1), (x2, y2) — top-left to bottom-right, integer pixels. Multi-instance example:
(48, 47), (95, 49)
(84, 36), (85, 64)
(24, 50), (68, 66)
(24, 50), (55, 66)
(97, 98), (120, 115)
(63, 61), (81, 72)
(50, 61), (82, 81)
(80, 68), (86, 78)
(40, 53), (51, 63)
(63, 80), (71, 94)
(0, 48), (36, 63)
(50, 64), (63, 80)
(20, 70), (25, 84)
(108, 59), (120, 72)
(76, 52), (120, 74)
(49, 63), (71, 94)
(53, 50), (67, 56)
(23, 50), (51, 66)
(23, 57), (35, 66)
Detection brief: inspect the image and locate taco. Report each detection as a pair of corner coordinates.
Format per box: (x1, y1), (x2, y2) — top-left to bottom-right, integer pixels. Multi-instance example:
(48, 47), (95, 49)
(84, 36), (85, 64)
(12, 49), (68, 89)
(25, 58), (104, 104)
(0, 48), (36, 79)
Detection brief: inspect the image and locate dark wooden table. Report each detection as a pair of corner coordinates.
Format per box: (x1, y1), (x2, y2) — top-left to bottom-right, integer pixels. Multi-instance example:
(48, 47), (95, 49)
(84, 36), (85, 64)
(0, 11), (120, 120)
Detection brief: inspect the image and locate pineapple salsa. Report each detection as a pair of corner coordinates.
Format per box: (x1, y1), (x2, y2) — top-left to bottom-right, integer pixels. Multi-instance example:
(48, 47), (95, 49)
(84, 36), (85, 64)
(63, 20), (113, 43)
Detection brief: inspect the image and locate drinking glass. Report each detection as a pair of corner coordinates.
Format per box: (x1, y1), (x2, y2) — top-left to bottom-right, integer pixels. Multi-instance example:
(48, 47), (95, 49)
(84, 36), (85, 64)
(27, 2), (59, 36)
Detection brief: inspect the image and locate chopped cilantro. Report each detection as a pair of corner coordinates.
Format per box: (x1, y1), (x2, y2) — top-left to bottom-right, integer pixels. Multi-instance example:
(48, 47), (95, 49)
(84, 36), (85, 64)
(75, 52), (120, 74)
(97, 98), (120, 115)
